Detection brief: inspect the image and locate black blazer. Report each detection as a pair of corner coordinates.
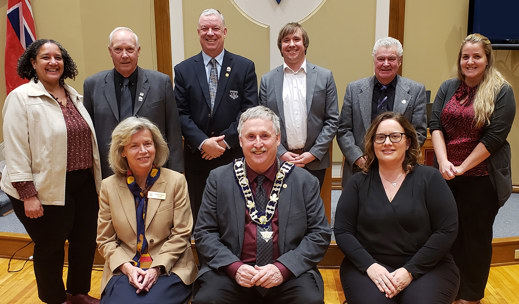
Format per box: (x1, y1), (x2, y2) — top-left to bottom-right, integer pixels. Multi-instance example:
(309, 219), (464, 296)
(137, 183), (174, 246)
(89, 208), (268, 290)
(174, 50), (258, 171)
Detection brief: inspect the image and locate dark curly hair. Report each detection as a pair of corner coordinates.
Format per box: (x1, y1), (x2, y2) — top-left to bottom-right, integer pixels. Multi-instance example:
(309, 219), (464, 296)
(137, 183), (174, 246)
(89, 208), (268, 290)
(17, 39), (78, 86)
(363, 112), (421, 174)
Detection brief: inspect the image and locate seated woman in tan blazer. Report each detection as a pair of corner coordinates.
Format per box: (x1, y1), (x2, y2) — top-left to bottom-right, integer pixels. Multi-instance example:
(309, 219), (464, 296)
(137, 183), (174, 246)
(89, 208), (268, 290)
(96, 117), (197, 304)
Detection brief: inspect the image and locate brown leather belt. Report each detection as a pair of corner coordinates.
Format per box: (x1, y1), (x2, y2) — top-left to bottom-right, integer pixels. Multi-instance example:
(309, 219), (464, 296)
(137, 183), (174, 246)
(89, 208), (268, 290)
(289, 148), (304, 155)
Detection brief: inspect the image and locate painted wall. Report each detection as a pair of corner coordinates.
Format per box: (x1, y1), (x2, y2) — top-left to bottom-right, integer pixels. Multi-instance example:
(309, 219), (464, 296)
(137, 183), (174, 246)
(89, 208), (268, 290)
(181, 0), (377, 167)
(0, 0), (518, 184)
(404, 0), (519, 185)
(0, 0), (158, 140)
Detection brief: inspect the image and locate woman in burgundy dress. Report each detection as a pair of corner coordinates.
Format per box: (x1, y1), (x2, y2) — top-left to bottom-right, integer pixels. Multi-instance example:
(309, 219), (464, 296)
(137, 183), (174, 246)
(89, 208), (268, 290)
(429, 33), (516, 304)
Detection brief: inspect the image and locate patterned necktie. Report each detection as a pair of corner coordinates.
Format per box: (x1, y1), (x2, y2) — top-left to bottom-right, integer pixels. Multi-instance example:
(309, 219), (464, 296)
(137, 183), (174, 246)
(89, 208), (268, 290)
(255, 175), (273, 266)
(377, 84), (388, 114)
(120, 78), (132, 120)
(209, 58), (218, 111)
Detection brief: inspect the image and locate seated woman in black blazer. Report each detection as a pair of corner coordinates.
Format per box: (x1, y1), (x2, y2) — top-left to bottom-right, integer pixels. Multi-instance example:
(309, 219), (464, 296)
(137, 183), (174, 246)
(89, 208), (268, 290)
(334, 112), (459, 304)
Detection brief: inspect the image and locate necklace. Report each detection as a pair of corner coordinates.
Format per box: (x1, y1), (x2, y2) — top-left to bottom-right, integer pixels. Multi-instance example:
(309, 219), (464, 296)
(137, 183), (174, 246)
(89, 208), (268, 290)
(380, 171), (404, 187)
(233, 158), (294, 228)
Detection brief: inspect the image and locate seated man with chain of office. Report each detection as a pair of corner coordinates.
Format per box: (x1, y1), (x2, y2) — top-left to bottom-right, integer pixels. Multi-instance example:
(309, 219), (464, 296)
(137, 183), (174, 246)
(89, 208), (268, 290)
(192, 106), (331, 304)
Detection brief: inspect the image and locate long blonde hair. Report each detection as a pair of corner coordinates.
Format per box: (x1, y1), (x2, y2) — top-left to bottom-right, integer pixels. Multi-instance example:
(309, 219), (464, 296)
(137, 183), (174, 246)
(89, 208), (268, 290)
(457, 33), (509, 128)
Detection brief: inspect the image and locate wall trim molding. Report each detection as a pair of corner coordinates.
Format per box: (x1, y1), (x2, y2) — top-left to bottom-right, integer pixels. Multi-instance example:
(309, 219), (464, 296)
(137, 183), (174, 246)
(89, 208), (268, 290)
(1, 232), (517, 268)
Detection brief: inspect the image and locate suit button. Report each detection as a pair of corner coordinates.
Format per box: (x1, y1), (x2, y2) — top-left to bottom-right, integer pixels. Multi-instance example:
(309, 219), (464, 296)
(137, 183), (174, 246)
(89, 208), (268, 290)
(208, 113), (211, 118)
(211, 132), (215, 135)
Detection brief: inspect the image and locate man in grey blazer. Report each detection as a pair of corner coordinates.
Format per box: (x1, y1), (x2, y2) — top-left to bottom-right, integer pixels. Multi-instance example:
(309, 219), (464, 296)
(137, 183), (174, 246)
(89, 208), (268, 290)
(337, 37), (427, 188)
(84, 27), (183, 178)
(259, 22), (339, 189)
(192, 106), (331, 304)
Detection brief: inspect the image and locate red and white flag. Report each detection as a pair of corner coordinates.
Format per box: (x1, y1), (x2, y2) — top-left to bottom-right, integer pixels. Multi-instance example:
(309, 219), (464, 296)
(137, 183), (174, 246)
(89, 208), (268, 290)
(5, 0), (36, 94)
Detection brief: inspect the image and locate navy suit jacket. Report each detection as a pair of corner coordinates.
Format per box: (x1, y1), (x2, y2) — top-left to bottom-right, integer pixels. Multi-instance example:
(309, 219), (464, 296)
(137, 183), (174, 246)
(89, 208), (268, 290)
(194, 161), (331, 290)
(83, 67), (184, 178)
(174, 50), (258, 171)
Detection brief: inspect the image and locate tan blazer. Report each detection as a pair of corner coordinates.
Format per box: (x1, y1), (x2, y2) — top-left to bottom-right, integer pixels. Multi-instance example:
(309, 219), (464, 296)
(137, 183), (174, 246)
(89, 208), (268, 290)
(96, 168), (197, 292)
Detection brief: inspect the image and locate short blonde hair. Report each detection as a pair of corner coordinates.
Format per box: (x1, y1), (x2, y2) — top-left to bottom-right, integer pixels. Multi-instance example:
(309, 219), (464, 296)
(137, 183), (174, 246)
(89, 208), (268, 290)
(108, 117), (169, 175)
(277, 22), (309, 56)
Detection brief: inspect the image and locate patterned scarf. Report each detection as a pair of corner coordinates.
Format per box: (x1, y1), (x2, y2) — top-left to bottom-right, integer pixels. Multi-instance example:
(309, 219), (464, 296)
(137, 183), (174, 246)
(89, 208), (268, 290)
(126, 166), (160, 269)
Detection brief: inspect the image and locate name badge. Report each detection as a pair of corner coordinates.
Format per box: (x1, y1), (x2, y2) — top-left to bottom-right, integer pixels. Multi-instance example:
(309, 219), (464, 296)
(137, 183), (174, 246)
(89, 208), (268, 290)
(148, 191), (166, 200)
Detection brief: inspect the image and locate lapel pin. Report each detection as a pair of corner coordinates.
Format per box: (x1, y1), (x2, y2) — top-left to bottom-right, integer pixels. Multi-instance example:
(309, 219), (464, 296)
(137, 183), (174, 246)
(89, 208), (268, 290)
(225, 73), (229, 77)
(139, 92), (144, 96)
(283, 184), (287, 188)
(138, 97), (143, 102)
(226, 67), (231, 72)
(401, 99), (407, 104)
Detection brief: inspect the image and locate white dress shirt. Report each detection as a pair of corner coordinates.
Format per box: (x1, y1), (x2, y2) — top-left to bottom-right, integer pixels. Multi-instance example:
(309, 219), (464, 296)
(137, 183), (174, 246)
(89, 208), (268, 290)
(282, 60), (307, 150)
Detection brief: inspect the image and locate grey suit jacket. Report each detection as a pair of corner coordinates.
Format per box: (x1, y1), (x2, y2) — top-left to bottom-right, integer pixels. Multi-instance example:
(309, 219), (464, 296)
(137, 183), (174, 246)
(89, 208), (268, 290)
(337, 75), (427, 187)
(194, 161), (331, 286)
(259, 62), (339, 170)
(84, 67), (184, 178)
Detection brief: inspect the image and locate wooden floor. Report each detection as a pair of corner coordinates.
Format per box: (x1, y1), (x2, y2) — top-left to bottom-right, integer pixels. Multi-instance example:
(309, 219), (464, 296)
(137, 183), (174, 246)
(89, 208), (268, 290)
(1, 259), (518, 303)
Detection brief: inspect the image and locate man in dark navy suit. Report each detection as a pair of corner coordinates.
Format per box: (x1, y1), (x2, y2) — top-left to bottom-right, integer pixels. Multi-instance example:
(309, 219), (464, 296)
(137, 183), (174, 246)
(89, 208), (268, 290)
(174, 8), (258, 223)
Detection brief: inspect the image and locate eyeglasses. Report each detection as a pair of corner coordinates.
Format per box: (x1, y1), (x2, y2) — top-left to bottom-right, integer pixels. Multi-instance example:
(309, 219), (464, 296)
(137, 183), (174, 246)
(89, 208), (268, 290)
(374, 132), (405, 144)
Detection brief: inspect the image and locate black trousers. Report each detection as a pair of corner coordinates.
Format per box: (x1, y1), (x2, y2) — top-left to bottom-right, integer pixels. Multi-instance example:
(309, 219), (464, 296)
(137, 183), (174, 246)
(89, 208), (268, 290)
(448, 175), (499, 301)
(192, 269), (324, 304)
(306, 168), (326, 190)
(185, 168), (211, 228)
(10, 169), (99, 304)
(340, 257), (459, 304)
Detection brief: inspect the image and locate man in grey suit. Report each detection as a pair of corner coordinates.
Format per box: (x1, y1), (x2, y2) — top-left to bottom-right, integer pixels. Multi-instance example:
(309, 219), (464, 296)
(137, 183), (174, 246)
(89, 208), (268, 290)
(192, 106), (331, 304)
(337, 37), (427, 188)
(259, 22), (339, 189)
(84, 27), (183, 178)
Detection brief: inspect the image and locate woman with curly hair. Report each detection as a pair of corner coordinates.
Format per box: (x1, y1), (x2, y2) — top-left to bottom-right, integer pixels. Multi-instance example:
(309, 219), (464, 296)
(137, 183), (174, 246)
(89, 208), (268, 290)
(1, 39), (102, 304)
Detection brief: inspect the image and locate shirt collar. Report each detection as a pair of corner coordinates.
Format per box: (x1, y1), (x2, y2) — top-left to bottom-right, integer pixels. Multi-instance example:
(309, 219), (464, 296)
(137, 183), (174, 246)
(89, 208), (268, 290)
(114, 68), (138, 86)
(283, 59), (307, 74)
(374, 75), (398, 89)
(246, 160), (278, 184)
(202, 50), (225, 67)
